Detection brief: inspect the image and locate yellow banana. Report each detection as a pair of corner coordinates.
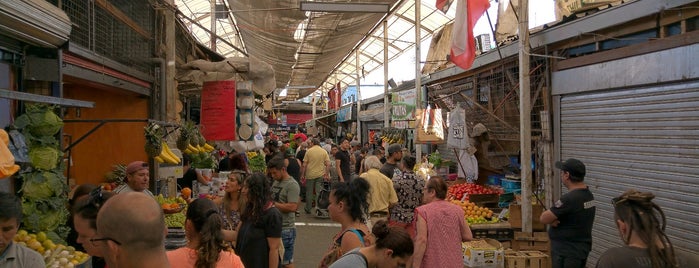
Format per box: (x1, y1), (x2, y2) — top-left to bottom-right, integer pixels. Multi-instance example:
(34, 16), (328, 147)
(158, 151), (178, 164)
(188, 144), (199, 153)
(154, 156), (165, 163)
(162, 142), (181, 163)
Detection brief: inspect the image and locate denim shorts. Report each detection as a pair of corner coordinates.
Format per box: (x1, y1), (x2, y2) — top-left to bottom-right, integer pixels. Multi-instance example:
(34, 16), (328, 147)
(281, 228), (296, 264)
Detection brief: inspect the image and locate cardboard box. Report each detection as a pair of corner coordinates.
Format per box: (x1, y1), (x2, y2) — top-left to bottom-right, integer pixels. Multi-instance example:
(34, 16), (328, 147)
(463, 238), (505, 268)
(505, 250), (550, 268)
(508, 204), (545, 231)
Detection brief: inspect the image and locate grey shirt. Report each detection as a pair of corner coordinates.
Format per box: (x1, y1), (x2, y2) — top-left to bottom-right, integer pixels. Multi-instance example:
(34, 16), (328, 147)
(271, 177), (300, 228)
(0, 242), (45, 268)
(329, 248), (367, 268)
(596, 246), (699, 268)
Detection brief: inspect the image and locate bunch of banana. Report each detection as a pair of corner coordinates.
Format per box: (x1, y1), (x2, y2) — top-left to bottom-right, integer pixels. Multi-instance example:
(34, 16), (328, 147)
(182, 127), (216, 154)
(154, 142), (181, 164)
(380, 128), (406, 144)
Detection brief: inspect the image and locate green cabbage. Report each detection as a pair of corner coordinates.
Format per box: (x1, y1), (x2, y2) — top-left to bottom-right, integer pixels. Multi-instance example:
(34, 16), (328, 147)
(29, 146), (60, 170)
(13, 104), (64, 137)
(21, 171), (67, 199)
(21, 196), (68, 233)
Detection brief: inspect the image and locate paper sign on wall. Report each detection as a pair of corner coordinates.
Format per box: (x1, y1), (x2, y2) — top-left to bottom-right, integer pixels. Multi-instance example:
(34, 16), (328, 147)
(200, 80), (236, 141)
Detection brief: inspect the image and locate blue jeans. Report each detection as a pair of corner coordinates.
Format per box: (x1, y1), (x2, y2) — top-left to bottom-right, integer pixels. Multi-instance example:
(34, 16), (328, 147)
(281, 228), (296, 265)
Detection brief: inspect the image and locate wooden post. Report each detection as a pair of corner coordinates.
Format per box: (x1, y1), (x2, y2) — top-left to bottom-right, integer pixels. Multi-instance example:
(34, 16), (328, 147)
(518, 0), (532, 233)
(541, 111), (553, 209)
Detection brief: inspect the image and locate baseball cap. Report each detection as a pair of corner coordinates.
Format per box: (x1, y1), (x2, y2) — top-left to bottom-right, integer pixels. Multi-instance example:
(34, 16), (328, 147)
(126, 161), (149, 174)
(293, 133), (307, 142)
(555, 158), (586, 178)
(387, 144), (403, 155)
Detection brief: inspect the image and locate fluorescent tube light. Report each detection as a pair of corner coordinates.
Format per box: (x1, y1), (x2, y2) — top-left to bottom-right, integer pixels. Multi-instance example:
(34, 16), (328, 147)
(299, 1), (390, 13)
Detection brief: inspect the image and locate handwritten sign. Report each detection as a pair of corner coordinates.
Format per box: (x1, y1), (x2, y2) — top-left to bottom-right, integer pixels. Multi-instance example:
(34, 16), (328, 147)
(201, 80), (236, 141)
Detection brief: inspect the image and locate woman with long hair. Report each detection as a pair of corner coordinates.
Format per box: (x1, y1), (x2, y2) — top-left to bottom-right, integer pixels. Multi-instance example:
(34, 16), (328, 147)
(236, 172), (283, 268)
(166, 198), (244, 268)
(319, 178), (372, 268)
(215, 170), (247, 247)
(596, 190), (698, 268)
(329, 220), (413, 268)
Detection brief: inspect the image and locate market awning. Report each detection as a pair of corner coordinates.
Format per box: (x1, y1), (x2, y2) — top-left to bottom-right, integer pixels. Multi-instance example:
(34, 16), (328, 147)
(174, 0), (455, 101)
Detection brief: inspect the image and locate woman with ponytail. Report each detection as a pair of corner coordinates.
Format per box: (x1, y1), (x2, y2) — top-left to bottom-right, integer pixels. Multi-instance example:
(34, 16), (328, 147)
(329, 220), (413, 268)
(319, 178), (372, 268)
(596, 190), (698, 268)
(167, 198), (244, 268)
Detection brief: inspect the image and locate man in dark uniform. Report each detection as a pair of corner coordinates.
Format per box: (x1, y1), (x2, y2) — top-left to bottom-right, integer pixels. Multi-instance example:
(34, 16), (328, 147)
(540, 158), (596, 268)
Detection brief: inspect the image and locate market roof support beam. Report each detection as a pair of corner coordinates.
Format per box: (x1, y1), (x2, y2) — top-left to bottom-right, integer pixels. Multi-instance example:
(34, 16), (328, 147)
(0, 88), (95, 108)
(299, 2), (390, 13)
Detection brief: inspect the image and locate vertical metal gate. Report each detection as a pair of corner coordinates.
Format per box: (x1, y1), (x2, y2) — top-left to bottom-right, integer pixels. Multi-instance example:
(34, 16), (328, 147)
(558, 81), (699, 263)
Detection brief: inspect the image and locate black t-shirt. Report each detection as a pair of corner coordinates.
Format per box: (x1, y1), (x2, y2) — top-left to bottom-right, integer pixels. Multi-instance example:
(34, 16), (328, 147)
(177, 167), (198, 189)
(236, 207), (283, 268)
(335, 150), (351, 181)
(296, 149), (306, 163)
(379, 162), (398, 179)
(548, 187), (596, 258)
(286, 157), (301, 183)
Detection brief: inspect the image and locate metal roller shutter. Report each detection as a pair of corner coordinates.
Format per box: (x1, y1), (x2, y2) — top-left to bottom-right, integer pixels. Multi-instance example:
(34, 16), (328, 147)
(559, 81), (699, 263)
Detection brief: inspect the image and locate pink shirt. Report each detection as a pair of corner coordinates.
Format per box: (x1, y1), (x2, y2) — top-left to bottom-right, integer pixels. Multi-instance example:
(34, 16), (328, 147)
(415, 200), (466, 268)
(166, 247), (244, 268)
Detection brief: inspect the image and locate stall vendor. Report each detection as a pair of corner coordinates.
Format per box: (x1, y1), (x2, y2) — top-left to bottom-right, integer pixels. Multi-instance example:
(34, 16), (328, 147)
(114, 161), (154, 196)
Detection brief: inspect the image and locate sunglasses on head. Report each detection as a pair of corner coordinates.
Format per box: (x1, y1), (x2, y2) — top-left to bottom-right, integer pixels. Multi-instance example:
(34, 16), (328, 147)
(88, 186), (105, 208)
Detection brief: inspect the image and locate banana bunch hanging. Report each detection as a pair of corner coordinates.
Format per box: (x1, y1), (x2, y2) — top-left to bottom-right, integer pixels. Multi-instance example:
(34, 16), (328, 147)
(380, 127), (406, 144)
(145, 123), (181, 164)
(177, 121), (215, 155)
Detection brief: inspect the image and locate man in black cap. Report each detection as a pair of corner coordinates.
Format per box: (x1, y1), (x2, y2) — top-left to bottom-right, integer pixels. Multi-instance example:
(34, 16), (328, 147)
(379, 144), (403, 179)
(540, 158), (596, 268)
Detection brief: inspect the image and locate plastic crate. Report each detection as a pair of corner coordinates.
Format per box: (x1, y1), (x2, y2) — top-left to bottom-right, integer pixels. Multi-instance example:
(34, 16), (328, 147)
(501, 178), (521, 190)
(487, 174), (504, 185)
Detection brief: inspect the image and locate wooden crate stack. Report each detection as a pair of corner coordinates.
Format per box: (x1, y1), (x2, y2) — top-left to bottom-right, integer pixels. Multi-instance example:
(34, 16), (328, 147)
(512, 232), (550, 255)
(505, 250), (549, 268)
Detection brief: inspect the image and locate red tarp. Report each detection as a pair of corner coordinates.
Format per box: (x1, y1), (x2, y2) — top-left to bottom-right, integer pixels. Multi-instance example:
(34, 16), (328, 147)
(200, 81), (236, 141)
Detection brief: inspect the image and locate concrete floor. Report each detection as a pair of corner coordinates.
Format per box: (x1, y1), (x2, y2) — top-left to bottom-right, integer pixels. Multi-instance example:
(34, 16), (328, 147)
(290, 204), (341, 268)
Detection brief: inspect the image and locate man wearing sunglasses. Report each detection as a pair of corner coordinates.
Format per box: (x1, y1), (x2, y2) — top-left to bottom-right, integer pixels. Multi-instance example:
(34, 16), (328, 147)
(96, 192), (170, 267)
(539, 158), (596, 268)
(0, 192), (45, 267)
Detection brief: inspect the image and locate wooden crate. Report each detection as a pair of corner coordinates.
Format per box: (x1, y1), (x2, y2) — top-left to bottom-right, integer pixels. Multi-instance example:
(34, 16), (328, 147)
(512, 232), (550, 254)
(505, 250), (550, 268)
(508, 204), (546, 231)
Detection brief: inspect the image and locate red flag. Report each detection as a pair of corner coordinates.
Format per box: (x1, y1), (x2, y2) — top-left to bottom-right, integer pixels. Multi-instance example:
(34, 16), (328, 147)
(444, 0), (490, 70)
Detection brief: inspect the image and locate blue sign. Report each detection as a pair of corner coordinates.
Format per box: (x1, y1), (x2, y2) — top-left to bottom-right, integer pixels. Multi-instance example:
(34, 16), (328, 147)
(336, 105), (353, 122)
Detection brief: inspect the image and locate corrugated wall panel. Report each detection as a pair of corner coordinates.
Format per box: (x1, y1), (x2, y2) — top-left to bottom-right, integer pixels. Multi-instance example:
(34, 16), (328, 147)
(559, 81), (699, 264)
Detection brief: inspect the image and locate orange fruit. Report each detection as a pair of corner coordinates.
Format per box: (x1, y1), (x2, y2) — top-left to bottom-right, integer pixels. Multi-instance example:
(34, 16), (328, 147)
(181, 187), (192, 198)
(161, 204), (169, 209)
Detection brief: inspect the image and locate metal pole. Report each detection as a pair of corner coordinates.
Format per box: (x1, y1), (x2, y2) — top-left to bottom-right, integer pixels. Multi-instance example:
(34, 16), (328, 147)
(414, 0), (422, 159)
(519, 0), (533, 233)
(356, 50), (362, 143)
(210, 0), (216, 52)
(384, 20), (390, 129)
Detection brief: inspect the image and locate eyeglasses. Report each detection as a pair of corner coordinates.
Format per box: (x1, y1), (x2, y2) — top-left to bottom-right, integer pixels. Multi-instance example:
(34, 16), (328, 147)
(90, 237), (121, 246)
